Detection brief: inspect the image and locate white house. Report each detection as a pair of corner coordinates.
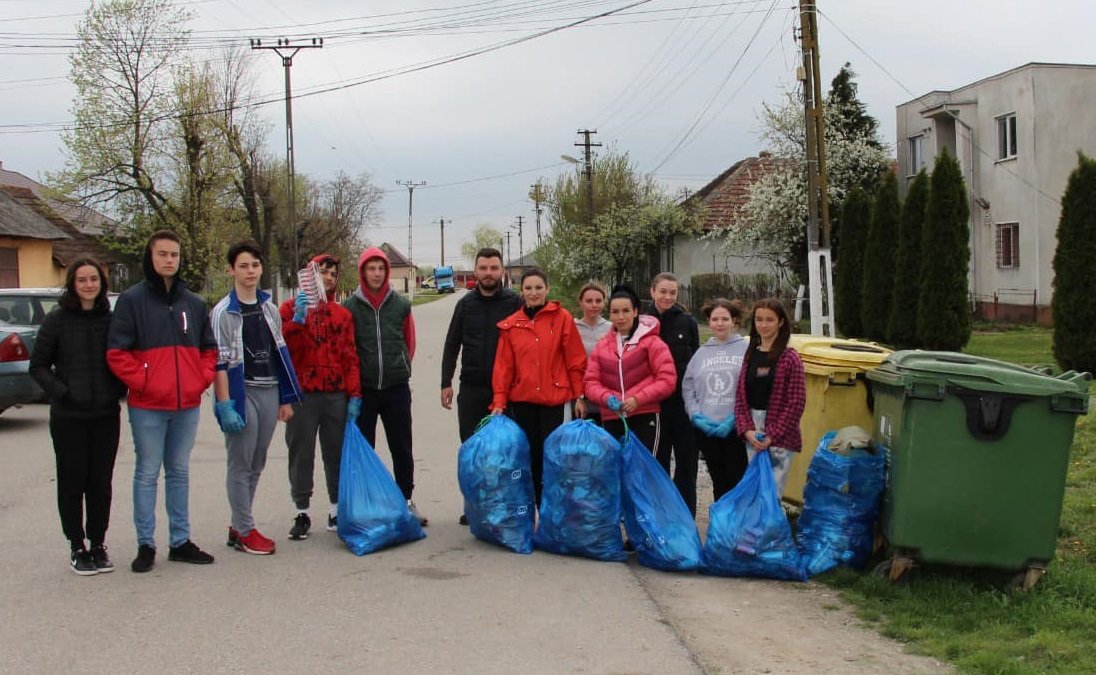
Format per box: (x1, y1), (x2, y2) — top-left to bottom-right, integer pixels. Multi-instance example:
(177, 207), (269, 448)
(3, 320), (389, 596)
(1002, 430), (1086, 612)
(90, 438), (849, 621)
(895, 62), (1096, 324)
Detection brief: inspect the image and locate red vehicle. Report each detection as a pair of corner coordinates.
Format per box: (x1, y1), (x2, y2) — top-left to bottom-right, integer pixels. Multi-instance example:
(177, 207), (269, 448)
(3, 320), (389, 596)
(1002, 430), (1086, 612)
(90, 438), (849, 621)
(465, 278), (476, 290)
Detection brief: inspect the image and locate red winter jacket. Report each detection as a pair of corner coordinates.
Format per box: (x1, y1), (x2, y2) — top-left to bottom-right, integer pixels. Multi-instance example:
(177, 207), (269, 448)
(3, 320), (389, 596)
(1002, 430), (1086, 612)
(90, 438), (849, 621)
(280, 292), (362, 397)
(584, 314), (676, 421)
(734, 345), (806, 452)
(491, 301), (586, 409)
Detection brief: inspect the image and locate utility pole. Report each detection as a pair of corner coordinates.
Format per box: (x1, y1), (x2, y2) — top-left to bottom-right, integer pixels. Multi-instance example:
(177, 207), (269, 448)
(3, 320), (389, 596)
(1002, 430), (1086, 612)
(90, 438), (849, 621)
(397, 180), (426, 298)
(505, 230), (512, 266)
(513, 215), (525, 265)
(434, 217), (447, 266)
(530, 182), (545, 247)
(575, 129), (601, 220)
(798, 0), (835, 336)
(250, 37), (323, 276)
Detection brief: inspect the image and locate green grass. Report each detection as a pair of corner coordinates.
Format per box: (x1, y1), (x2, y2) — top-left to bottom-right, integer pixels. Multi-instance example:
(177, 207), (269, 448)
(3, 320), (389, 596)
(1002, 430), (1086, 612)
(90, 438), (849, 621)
(410, 290), (449, 306)
(822, 325), (1096, 673)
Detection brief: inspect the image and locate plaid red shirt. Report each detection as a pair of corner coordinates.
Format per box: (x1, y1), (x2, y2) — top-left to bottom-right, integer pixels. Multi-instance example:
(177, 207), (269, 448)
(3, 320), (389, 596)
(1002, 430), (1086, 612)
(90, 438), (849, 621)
(734, 346), (806, 451)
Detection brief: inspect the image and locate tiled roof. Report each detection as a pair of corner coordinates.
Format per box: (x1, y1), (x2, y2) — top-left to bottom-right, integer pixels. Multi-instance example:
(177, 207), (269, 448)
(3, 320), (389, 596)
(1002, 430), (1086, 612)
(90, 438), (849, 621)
(1, 186), (119, 266)
(690, 154), (791, 231)
(380, 242), (412, 267)
(0, 164), (115, 235)
(0, 186), (70, 240)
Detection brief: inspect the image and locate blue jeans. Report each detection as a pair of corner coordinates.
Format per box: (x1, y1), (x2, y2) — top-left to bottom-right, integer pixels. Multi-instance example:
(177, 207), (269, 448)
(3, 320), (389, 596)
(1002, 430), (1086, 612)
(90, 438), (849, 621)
(129, 406), (200, 548)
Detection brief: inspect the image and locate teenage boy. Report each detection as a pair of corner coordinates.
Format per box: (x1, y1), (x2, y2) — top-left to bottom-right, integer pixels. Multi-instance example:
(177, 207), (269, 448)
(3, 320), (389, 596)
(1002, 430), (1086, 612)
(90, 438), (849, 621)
(343, 247), (426, 526)
(280, 253), (362, 540)
(107, 229), (218, 573)
(210, 241), (302, 555)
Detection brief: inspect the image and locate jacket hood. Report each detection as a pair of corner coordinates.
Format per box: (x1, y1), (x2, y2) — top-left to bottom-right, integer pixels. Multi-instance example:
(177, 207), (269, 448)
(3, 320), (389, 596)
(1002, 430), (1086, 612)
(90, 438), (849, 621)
(141, 238), (182, 298)
(623, 313), (660, 345)
(357, 246), (391, 293)
(702, 332), (746, 347)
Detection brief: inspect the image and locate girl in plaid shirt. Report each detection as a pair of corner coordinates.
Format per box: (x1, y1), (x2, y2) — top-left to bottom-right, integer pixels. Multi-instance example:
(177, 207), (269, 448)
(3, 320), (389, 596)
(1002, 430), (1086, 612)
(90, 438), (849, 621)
(733, 298), (806, 493)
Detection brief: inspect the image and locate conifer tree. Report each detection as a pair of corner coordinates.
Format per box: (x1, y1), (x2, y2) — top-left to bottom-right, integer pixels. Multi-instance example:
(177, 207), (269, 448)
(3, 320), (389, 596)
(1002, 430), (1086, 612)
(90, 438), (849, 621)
(1052, 152), (1096, 373)
(860, 171), (899, 341)
(834, 187), (871, 338)
(887, 170), (928, 348)
(917, 149), (971, 351)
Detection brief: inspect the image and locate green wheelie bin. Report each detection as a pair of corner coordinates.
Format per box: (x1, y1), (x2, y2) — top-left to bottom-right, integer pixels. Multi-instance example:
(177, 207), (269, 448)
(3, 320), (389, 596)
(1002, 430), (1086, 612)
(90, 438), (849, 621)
(866, 351), (1090, 589)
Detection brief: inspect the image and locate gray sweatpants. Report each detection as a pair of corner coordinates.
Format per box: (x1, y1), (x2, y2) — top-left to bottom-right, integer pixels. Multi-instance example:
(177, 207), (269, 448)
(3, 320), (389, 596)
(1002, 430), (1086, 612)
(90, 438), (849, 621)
(285, 391), (348, 510)
(225, 384), (279, 535)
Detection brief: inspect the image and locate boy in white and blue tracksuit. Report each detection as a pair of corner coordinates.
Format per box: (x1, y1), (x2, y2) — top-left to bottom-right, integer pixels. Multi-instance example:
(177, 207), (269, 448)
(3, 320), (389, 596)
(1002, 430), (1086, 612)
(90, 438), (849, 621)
(681, 331), (749, 500)
(210, 241), (302, 554)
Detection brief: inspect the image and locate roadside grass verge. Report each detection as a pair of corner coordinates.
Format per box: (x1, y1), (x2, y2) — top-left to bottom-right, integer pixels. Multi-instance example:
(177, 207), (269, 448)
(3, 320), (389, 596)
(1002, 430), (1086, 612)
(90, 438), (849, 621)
(819, 325), (1096, 673)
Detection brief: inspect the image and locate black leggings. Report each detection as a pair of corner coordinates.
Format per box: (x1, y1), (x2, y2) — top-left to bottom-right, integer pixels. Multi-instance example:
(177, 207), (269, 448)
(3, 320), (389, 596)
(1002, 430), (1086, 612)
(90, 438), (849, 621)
(697, 432), (749, 502)
(507, 402), (564, 507)
(51, 413), (120, 549)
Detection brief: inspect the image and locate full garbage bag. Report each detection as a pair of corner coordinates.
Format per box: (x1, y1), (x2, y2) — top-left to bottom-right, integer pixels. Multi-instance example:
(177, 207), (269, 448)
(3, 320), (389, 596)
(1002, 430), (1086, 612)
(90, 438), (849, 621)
(337, 421), (426, 555)
(701, 449), (806, 581)
(533, 420), (625, 562)
(458, 415), (535, 554)
(620, 431), (701, 571)
(796, 430), (885, 576)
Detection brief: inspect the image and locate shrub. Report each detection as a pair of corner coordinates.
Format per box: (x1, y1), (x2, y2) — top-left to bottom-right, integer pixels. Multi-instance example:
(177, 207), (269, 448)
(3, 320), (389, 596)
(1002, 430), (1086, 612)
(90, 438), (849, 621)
(1052, 152), (1096, 373)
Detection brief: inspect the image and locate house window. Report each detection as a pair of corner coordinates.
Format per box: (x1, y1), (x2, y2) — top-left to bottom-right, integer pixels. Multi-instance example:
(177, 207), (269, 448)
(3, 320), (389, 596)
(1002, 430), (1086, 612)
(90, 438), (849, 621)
(0, 248), (18, 288)
(996, 222), (1020, 269)
(996, 113), (1017, 160)
(908, 135), (925, 175)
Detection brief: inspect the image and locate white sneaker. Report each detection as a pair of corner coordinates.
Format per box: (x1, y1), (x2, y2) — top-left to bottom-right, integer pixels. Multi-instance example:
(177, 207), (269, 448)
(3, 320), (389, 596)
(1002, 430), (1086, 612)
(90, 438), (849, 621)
(407, 500), (428, 527)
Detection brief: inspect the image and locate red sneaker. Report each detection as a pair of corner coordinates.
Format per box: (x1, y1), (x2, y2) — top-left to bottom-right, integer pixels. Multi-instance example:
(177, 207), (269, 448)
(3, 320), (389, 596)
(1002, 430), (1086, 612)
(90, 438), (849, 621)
(235, 528), (275, 555)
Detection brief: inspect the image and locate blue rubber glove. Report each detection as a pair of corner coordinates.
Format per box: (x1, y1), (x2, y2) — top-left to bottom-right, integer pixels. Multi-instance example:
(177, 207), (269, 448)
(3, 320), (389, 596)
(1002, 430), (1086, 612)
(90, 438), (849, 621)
(215, 399), (245, 434)
(292, 291), (310, 325)
(346, 396), (362, 421)
(606, 395), (623, 412)
(713, 414), (736, 439)
(691, 413), (716, 436)
(755, 432), (767, 443)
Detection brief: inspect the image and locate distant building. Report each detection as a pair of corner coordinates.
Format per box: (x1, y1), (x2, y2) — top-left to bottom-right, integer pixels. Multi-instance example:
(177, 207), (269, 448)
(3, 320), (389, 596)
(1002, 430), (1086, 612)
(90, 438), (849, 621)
(0, 187), (70, 287)
(379, 242), (415, 294)
(895, 62), (1096, 324)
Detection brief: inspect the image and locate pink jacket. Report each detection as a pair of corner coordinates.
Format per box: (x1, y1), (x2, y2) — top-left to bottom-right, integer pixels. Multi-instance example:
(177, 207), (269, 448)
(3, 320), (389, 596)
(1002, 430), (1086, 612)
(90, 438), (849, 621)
(584, 315), (677, 421)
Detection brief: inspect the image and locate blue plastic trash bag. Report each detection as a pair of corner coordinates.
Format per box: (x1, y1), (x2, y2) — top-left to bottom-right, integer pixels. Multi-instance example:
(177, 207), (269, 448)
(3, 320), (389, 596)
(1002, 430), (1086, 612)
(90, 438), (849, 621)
(701, 449), (807, 581)
(620, 431), (701, 571)
(533, 420), (625, 562)
(337, 421), (426, 555)
(796, 431), (885, 577)
(458, 415), (535, 554)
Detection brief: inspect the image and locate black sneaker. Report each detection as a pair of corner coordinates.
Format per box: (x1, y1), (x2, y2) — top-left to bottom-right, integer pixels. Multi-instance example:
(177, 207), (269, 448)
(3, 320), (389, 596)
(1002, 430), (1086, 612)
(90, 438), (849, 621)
(459, 513), (469, 526)
(289, 512), (311, 540)
(326, 514), (337, 532)
(71, 549), (98, 576)
(89, 545), (114, 573)
(168, 540), (214, 565)
(130, 545), (156, 573)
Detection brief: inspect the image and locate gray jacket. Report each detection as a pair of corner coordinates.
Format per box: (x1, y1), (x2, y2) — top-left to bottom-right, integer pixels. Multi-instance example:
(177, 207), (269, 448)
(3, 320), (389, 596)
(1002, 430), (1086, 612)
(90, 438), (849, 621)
(681, 334), (748, 422)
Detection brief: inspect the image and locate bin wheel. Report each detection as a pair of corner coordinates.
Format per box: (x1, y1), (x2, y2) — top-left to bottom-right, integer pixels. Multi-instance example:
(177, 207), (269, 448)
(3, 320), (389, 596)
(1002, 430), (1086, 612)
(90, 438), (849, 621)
(1006, 566), (1046, 592)
(872, 556), (913, 583)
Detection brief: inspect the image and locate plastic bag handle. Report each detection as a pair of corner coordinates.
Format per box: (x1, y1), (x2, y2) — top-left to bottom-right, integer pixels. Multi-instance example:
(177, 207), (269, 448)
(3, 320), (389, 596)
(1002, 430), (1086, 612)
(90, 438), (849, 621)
(473, 415), (494, 434)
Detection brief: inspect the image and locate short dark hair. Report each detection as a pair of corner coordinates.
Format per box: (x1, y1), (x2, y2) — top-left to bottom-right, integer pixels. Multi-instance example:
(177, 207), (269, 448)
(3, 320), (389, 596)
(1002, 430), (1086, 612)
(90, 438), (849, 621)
(148, 229), (180, 247)
(227, 240), (263, 266)
(59, 257), (110, 311)
(519, 267), (548, 286)
(475, 247), (503, 265)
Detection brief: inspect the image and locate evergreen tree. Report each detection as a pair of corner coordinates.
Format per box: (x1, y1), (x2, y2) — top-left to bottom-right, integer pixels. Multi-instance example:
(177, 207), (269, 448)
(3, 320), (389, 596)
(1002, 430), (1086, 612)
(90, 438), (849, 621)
(887, 169), (928, 348)
(834, 187), (871, 338)
(917, 149), (971, 351)
(860, 171), (899, 341)
(1052, 153), (1096, 373)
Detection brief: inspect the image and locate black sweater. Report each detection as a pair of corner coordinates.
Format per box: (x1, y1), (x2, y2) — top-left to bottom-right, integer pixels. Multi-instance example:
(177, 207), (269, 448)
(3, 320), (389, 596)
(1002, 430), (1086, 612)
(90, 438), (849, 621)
(30, 306), (126, 419)
(441, 287), (522, 388)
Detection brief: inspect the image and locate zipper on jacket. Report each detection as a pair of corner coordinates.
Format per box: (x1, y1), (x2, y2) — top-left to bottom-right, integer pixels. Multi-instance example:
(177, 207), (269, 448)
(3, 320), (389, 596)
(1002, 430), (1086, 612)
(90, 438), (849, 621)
(170, 303), (182, 410)
(373, 301), (384, 389)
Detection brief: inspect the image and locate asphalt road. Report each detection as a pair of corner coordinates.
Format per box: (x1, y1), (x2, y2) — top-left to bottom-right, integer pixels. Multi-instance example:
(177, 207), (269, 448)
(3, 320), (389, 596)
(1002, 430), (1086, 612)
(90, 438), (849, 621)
(0, 290), (947, 674)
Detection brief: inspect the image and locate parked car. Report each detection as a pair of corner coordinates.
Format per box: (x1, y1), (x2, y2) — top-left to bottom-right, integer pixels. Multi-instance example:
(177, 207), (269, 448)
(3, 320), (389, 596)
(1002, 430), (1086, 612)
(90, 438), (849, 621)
(0, 288), (119, 330)
(465, 278), (476, 290)
(0, 319), (39, 415)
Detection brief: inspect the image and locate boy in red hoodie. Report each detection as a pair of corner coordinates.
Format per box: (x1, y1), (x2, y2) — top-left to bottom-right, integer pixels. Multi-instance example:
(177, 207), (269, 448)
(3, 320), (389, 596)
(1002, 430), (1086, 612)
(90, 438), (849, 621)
(342, 247), (426, 526)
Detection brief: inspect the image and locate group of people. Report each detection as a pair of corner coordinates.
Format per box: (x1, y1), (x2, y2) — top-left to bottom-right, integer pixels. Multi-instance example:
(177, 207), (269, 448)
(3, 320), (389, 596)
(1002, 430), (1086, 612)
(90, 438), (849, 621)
(442, 247), (807, 523)
(31, 230), (425, 575)
(31, 232), (805, 577)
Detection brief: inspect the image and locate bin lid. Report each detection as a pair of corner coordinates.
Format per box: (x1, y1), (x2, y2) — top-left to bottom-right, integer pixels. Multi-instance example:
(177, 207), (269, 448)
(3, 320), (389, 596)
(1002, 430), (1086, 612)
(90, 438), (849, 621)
(788, 334), (892, 373)
(866, 350), (1092, 397)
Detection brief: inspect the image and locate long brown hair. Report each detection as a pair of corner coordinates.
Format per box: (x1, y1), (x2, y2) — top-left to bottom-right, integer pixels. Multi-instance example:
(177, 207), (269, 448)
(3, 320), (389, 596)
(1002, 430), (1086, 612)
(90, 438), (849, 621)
(59, 257), (110, 312)
(748, 297), (791, 363)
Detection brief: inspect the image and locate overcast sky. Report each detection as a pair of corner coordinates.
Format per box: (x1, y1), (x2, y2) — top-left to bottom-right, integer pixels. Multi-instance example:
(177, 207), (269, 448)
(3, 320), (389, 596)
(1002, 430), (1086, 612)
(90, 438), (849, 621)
(1, 0), (1093, 269)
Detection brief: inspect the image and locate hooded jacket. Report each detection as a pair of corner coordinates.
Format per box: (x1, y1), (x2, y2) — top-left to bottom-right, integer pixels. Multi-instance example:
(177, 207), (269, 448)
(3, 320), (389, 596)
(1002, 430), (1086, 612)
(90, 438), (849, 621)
(280, 254), (362, 396)
(644, 302), (700, 390)
(342, 247), (417, 390)
(681, 333), (749, 422)
(491, 300), (586, 409)
(583, 314), (676, 420)
(106, 241), (218, 411)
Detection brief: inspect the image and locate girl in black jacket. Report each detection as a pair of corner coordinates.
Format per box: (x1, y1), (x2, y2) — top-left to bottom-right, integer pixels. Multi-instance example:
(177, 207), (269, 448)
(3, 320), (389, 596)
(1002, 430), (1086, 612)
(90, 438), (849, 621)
(30, 258), (126, 576)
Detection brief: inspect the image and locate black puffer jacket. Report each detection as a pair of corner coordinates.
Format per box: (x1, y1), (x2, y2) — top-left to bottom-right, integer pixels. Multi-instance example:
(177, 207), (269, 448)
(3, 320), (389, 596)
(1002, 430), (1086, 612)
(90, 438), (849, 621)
(645, 302), (700, 389)
(30, 305), (126, 419)
(441, 287), (522, 388)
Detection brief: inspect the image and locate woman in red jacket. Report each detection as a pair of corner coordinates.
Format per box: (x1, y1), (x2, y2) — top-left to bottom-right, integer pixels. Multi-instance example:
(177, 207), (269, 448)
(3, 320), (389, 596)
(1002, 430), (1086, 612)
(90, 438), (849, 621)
(733, 298), (806, 493)
(491, 268), (587, 505)
(583, 285), (677, 452)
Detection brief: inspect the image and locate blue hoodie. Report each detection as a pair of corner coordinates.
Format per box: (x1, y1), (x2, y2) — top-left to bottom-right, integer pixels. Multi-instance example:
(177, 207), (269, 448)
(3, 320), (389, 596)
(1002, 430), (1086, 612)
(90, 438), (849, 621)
(681, 333), (748, 423)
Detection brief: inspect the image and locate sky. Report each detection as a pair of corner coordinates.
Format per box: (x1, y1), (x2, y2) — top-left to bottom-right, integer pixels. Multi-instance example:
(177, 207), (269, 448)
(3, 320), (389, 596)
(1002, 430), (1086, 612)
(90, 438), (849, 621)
(1, 0), (1094, 270)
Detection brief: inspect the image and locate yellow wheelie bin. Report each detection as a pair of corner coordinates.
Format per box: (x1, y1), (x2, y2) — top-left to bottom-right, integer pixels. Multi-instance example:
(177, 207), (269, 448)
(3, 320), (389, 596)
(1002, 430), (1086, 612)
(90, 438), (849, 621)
(782, 335), (892, 505)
